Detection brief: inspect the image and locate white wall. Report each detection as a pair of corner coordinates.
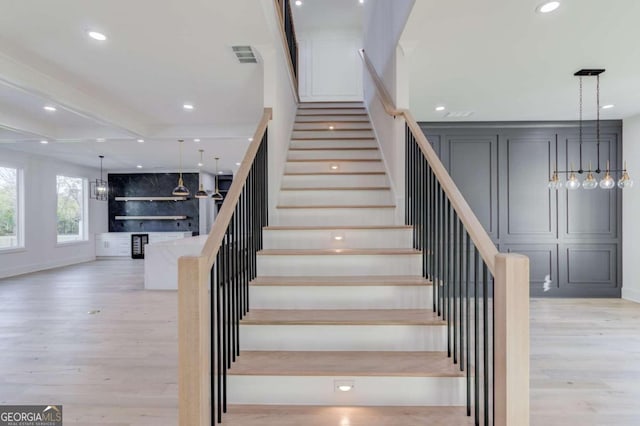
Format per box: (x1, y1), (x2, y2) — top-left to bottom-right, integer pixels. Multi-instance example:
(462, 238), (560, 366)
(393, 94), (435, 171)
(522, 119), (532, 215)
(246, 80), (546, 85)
(298, 29), (363, 102)
(362, 0), (415, 223)
(0, 147), (108, 279)
(622, 114), (640, 302)
(258, 0), (299, 223)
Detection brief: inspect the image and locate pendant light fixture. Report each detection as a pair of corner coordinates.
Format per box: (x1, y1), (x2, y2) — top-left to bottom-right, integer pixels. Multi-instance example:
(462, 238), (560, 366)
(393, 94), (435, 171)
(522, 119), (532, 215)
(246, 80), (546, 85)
(548, 69), (633, 190)
(211, 157), (224, 201)
(172, 139), (190, 196)
(90, 155), (108, 201)
(195, 149), (209, 199)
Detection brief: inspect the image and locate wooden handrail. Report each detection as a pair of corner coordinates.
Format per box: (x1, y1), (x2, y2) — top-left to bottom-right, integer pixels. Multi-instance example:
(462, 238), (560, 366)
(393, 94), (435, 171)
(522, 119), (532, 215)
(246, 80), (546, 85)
(358, 49), (498, 273)
(200, 108), (272, 268)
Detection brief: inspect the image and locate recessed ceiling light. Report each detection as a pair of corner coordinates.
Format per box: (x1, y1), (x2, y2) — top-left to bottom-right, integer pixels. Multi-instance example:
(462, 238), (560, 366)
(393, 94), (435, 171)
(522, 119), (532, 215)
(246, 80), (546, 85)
(333, 235), (344, 241)
(183, 103), (194, 110)
(40, 140), (49, 144)
(96, 138), (106, 143)
(330, 164), (339, 170)
(197, 162), (204, 167)
(87, 31), (107, 41)
(136, 165), (143, 169)
(194, 138), (200, 142)
(295, 0), (302, 5)
(536, 1), (560, 13)
(248, 137), (253, 142)
(435, 106), (446, 111)
(218, 171), (224, 175)
(359, 0), (364, 3)
(137, 139), (144, 143)
(602, 104), (614, 109)
(329, 125), (335, 130)
(337, 385), (353, 392)
(236, 162), (241, 166)
(44, 105), (57, 112)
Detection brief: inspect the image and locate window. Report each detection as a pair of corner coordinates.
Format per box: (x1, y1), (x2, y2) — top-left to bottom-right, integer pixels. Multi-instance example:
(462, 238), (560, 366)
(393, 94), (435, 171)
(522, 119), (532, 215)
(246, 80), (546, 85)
(56, 175), (87, 243)
(0, 166), (22, 249)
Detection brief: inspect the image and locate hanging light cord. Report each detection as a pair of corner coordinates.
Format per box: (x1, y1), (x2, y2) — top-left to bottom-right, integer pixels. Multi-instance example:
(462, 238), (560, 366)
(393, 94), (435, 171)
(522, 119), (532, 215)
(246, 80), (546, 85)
(578, 76), (583, 173)
(596, 74), (601, 173)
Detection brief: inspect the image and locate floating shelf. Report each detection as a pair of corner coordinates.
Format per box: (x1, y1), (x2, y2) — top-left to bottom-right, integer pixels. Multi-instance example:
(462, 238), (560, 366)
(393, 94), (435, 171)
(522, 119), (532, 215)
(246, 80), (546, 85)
(115, 215), (187, 220)
(114, 196), (187, 201)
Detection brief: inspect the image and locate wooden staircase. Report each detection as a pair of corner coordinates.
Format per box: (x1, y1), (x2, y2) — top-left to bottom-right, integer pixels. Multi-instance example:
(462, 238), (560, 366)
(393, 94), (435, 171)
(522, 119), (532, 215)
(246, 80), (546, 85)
(223, 102), (473, 424)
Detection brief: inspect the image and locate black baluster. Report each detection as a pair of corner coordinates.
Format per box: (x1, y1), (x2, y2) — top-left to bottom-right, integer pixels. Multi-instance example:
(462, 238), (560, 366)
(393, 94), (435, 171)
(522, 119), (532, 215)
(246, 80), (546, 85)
(466, 234), (471, 416)
(474, 249), (480, 425)
(452, 210), (458, 364)
(459, 217), (465, 372)
(483, 262), (489, 426)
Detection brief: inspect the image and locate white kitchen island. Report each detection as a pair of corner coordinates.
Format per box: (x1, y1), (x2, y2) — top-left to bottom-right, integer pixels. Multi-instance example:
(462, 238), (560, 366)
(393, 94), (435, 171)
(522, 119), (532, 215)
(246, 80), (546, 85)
(144, 235), (208, 290)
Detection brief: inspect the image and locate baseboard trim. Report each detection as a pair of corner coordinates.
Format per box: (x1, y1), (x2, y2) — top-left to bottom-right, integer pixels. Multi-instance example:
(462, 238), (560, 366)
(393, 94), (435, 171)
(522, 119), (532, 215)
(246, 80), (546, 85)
(622, 288), (640, 304)
(0, 255), (96, 279)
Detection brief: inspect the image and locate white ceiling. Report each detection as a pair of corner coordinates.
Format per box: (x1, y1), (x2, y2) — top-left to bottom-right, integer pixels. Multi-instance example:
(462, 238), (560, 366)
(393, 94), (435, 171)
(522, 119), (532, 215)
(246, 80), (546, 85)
(0, 0), (272, 172)
(402, 0), (640, 121)
(2, 0), (638, 173)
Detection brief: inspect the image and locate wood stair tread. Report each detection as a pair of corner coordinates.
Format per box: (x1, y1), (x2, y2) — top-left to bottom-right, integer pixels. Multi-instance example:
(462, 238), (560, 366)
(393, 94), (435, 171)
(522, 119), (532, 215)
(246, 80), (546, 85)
(277, 204), (395, 209)
(289, 147), (378, 151)
(250, 275), (431, 287)
(241, 309), (443, 325)
(284, 171), (385, 175)
(290, 137), (376, 140)
(294, 128), (373, 131)
(229, 351), (462, 377)
(280, 187), (391, 191)
(224, 405), (473, 426)
(264, 225), (410, 230)
(287, 159), (381, 162)
(257, 248), (420, 256)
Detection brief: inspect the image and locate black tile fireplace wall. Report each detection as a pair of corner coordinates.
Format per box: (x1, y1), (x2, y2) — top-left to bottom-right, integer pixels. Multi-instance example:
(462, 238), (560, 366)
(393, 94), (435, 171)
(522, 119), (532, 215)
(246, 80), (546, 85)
(108, 173), (200, 235)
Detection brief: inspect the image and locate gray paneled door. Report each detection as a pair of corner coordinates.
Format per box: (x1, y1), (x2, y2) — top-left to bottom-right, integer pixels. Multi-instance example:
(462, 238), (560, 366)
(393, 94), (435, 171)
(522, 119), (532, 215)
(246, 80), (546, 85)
(420, 121), (622, 297)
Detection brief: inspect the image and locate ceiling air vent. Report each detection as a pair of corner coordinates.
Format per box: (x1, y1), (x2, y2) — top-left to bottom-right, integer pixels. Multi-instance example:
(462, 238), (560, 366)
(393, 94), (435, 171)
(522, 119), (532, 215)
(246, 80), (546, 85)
(232, 46), (257, 63)
(445, 111), (474, 118)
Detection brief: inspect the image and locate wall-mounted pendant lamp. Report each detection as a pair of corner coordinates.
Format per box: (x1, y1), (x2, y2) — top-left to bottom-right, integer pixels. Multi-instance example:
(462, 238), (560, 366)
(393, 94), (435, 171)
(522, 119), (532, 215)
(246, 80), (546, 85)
(211, 157), (224, 201)
(172, 139), (190, 196)
(549, 69), (633, 190)
(195, 149), (209, 199)
(90, 155), (108, 201)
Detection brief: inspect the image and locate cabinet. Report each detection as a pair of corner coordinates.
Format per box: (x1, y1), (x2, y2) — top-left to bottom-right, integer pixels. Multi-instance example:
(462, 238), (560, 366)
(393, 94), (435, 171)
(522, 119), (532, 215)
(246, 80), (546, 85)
(95, 232), (192, 257)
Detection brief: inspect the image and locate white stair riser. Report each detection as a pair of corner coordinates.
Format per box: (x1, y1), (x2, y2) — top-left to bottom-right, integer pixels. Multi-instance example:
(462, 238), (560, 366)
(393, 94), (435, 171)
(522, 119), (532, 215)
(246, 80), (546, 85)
(278, 189), (392, 206)
(299, 102), (364, 109)
(274, 207), (396, 226)
(285, 161), (385, 173)
(296, 115), (369, 123)
(257, 253), (421, 276)
(298, 108), (366, 116)
(294, 122), (372, 130)
(250, 285), (432, 309)
(228, 376), (465, 406)
(240, 325), (446, 351)
(292, 130), (374, 139)
(290, 139), (377, 149)
(282, 173), (389, 188)
(263, 228), (412, 249)
(288, 149), (381, 161)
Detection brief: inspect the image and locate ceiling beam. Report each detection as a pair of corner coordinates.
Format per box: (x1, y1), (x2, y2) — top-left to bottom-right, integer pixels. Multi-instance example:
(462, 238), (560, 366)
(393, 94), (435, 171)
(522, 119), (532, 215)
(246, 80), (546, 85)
(0, 50), (150, 137)
(0, 108), (56, 140)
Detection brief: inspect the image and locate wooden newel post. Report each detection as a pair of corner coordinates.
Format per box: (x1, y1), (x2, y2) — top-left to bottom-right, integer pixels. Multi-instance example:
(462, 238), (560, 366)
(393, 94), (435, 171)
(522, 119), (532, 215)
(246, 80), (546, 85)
(494, 253), (530, 426)
(178, 255), (211, 426)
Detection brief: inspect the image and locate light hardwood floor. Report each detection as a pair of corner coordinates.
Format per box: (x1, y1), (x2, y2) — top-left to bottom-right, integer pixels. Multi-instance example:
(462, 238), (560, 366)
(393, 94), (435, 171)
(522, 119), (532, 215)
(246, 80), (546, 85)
(1, 260), (639, 425)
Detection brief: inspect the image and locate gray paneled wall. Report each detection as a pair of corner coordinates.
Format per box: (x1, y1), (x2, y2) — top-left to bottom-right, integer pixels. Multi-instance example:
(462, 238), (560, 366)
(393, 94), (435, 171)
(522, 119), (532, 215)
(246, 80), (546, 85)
(419, 121), (622, 297)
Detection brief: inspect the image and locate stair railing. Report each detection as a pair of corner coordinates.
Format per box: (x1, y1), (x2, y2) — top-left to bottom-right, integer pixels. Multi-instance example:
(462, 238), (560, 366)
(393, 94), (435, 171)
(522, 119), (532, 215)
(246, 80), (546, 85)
(178, 108), (271, 426)
(274, 0), (299, 88)
(360, 49), (530, 426)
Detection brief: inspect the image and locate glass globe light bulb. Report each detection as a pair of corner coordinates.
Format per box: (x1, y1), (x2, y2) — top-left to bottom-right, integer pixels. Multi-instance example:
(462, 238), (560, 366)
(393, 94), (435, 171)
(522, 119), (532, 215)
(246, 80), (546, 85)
(599, 172), (615, 189)
(618, 171), (634, 189)
(566, 172), (581, 190)
(582, 172), (598, 190)
(548, 172), (561, 189)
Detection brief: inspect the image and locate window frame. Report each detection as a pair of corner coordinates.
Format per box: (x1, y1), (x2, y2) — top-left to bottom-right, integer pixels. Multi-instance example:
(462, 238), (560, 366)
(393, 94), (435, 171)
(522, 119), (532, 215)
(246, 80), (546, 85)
(55, 174), (89, 245)
(0, 164), (24, 253)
